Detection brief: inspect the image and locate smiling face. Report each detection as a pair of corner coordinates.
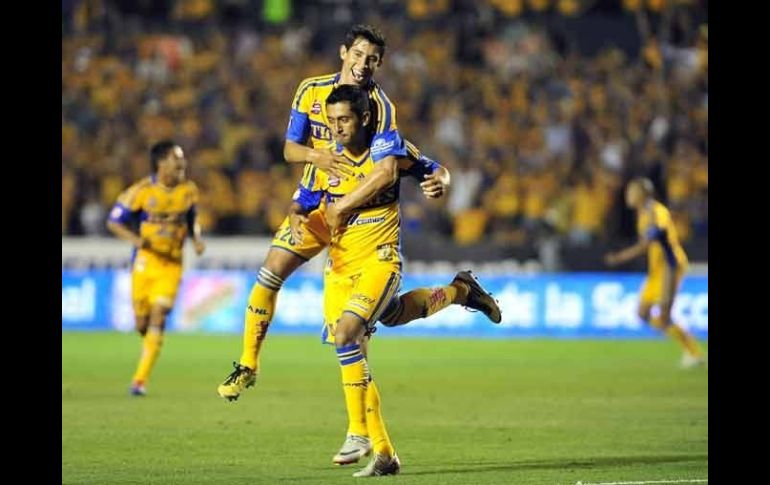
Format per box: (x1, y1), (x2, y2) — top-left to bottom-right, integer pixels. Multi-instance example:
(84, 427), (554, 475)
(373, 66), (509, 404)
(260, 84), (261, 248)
(339, 37), (383, 86)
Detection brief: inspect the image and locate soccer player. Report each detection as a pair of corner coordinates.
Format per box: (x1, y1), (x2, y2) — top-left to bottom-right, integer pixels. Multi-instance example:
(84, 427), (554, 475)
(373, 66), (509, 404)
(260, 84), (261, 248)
(217, 24), (453, 398)
(605, 177), (705, 367)
(107, 141), (206, 396)
(290, 85), (501, 476)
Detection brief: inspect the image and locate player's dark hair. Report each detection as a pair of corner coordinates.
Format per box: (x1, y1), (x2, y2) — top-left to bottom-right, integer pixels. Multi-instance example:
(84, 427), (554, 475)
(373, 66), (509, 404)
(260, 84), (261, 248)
(326, 85), (371, 122)
(631, 177), (655, 196)
(344, 24), (386, 58)
(150, 140), (178, 173)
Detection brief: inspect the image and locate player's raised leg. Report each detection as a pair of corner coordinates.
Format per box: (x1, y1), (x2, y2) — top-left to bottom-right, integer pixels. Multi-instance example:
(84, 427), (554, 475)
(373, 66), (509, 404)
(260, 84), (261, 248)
(379, 270), (501, 327)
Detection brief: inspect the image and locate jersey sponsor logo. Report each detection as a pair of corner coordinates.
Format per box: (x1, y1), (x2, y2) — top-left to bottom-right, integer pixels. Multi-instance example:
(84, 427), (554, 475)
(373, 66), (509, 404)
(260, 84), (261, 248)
(329, 176), (340, 187)
(311, 101), (322, 114)
(371, 137), (395, 156)
(311, 124), (332, 140)
(349, 215), (385, 226)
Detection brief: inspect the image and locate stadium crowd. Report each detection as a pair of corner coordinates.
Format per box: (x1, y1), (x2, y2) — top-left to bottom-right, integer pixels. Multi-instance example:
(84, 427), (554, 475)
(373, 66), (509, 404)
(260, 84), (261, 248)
(62, 0), (707, 249)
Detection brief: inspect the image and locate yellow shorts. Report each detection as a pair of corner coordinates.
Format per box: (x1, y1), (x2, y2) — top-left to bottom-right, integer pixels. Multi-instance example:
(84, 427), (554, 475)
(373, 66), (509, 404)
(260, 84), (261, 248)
(270, 208), (331, 261)
(321, 263), (402, 345)
(132, 252), (183, 317)
(639, 265), (686, 306)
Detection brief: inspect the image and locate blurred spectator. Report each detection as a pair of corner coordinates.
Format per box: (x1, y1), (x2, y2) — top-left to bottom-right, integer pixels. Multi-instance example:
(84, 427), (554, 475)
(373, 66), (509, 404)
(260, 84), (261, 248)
(62, 0), (707, 253)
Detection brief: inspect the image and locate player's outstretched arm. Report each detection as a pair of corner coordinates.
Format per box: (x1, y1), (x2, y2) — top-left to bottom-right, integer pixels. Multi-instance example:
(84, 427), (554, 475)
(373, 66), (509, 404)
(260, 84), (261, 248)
(283, 140), (355, 180)
(605, 239), (650, 266)
(106, 220), (146, 250)
(325, 155), (399, 232)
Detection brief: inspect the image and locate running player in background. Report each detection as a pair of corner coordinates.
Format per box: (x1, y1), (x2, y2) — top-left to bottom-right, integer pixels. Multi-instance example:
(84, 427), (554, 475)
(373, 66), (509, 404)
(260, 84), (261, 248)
(605, 177), (705, 368)
(107, 141), (206, 396)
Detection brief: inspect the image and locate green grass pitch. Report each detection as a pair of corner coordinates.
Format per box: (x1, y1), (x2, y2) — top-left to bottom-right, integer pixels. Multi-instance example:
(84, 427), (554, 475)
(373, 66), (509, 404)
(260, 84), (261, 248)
(62, 333), (707, 484)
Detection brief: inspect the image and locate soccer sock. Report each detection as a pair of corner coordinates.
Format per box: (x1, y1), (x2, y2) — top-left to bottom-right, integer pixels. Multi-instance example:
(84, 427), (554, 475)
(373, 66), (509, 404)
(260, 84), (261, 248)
(337, 343), (369, 437)
(365, 379), (395, 457)
(659, 320), (704, 357)
(132, 327), (164, 384)
(238, 268), (283, 371)
(381, 282), (469, 326)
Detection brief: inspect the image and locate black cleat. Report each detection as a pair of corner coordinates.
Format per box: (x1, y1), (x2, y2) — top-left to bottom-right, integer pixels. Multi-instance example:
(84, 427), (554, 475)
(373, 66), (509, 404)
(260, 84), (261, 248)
(452, 270), (502, 324)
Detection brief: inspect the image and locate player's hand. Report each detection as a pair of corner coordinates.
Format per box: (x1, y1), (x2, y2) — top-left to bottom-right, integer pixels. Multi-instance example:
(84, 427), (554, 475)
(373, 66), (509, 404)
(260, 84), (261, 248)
(193, 238), (206, 256)
(604, 252), (620, 266)
(135, 237), (152, 250)
(324, 203), (349, 235)
(289, 212), (309, 244)
(312, 149), (355, 180)
(420, 167), (451, 199)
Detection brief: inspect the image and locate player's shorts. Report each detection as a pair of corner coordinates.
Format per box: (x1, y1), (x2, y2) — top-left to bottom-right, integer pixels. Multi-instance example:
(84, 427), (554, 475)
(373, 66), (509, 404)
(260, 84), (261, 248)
(270, 208), (331, 262)
(131, 251), (183, 317)
(639, 264), (687, 306)
(321, 262), (402, 345)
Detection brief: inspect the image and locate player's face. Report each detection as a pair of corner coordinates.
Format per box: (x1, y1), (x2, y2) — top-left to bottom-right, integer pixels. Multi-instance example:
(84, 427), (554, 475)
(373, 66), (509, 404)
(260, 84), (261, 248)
(625, 183), (644, 208)
(160, 146), (187, 186)
(326, 102), (369, 147)
(339, 38), (382, 86)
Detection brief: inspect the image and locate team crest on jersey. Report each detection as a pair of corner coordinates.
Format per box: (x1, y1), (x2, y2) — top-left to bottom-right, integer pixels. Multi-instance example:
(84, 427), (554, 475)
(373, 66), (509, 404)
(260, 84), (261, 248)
(311, 101), (322, 114)
(329, 176), (340, 187)
(376, 244), (394, 262)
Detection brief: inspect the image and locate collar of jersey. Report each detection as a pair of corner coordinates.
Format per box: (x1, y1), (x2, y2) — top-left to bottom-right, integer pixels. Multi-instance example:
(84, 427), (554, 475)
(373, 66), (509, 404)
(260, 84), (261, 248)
(335, 142), (370, 166)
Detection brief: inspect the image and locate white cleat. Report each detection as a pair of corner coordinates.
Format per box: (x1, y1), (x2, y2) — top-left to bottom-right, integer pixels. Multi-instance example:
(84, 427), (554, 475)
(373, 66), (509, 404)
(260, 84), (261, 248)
(681, 353), (706, 369)
(353, 453), (401, 477)
(332, 435), (372, 465)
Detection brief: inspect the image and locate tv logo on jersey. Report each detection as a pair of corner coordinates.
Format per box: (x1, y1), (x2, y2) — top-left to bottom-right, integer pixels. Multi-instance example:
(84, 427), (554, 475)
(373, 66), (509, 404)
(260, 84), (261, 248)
(311, 124), (332, 140)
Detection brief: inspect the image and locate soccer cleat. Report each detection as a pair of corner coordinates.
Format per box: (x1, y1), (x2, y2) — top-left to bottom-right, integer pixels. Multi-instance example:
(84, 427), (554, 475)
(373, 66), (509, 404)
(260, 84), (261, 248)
(453, 270), (502, 324)
(332, 434), (372, 465)
(217, 362), (257, 401)
(129, 381), (146, 397)
(680, 353), (706, 369)
(352, 453), (401, 477)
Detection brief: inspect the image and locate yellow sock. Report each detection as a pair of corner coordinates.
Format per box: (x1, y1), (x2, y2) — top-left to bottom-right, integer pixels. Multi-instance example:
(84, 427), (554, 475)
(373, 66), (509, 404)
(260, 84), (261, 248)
(337, 343), (369, 437)
(366, 380), (395, 457)
(382, 283), (467, 325)
(661, 322), (704, 357)
(239, 268), (282, 371)
(132, 327), (163, 384)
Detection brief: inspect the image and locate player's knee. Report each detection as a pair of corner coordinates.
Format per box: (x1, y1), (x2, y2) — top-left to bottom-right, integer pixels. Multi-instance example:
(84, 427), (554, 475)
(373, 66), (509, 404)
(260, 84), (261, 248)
(263, 248), (304, 280)
(135, 317), (149, 336)
(335, 318), (366, 346)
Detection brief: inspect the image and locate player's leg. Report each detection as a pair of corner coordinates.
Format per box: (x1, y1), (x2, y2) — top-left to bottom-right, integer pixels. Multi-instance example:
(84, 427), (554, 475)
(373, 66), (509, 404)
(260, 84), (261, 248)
(129, 266), (151, 396)
(379, 270), (501, 327)
(135, 315), (150, 337)
(130, 265), (181, 396)
(218, 211), (328, 401)
(333, 269), (401, 475)
(653, 270), (705, 367)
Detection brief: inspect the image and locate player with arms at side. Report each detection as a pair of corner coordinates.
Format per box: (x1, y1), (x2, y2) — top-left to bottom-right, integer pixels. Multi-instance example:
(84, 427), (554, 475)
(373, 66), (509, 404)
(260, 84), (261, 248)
(605, 178), (705, 367)
(107, 141), (206, 396)
(217, 24), (457, 399)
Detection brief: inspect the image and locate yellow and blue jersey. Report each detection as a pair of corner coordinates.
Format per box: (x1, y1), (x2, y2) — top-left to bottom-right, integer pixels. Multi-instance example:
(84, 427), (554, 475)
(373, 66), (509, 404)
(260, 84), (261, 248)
(285, 72), (408, 162)
(109, 176), (199, 264)
(293, 142), (405, 275)
(638, 200), (688, 272)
